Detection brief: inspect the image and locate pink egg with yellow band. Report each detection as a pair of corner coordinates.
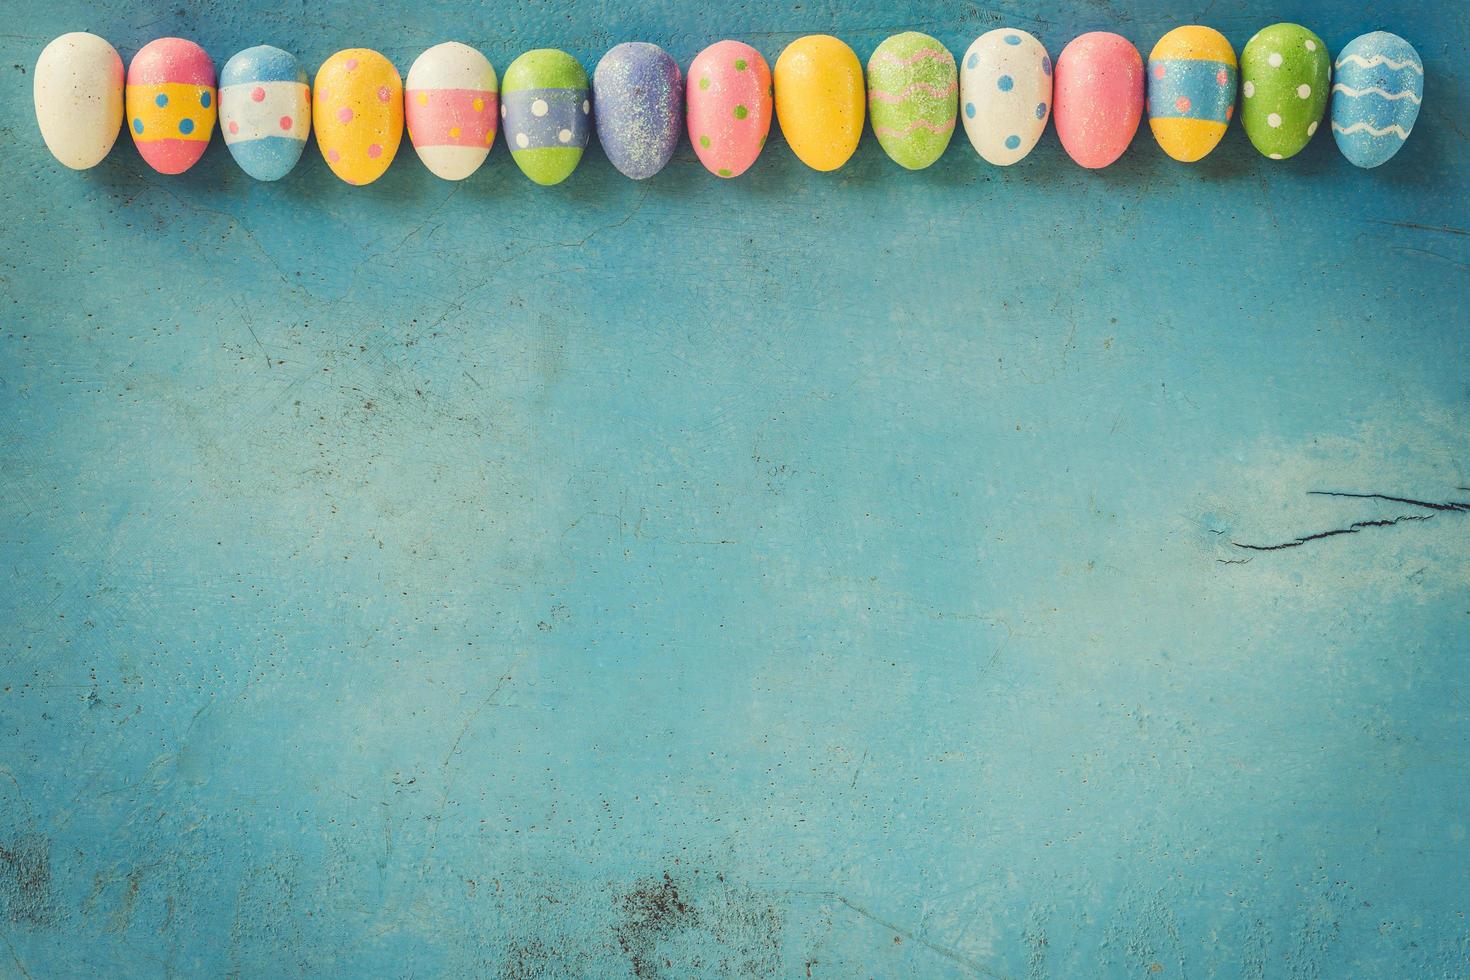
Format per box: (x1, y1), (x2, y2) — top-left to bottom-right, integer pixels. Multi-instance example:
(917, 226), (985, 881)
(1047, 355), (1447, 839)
(125, 37), (216, 174)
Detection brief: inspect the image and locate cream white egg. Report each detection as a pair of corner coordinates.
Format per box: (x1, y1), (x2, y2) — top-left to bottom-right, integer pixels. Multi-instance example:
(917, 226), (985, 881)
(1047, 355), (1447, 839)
(960, 29), (1052, 166)
(34, 32), (124, 170)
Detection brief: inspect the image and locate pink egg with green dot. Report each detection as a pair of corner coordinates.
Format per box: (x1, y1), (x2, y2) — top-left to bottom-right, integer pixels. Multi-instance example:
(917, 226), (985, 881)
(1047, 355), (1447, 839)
(686, 40), (772, 178)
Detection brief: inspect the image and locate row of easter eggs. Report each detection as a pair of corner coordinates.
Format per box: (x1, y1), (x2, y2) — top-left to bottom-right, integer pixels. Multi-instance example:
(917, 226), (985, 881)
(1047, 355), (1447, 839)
(33, 27), (1424, 184)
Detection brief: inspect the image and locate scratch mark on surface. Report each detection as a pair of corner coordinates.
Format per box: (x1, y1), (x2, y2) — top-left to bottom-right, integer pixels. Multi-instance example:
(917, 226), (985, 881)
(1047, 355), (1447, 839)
(1368, 218), (1470, 237)
(1232, 514), (1433, 551)
(240, 303), (271, 370)
(828, 894), (1007, 978)
(1, 930), (32, 979)
(1307, 490), (1470, 513)
(1390, 246), (1470, 271)
(368, 184), (464, 263)
(480, 186), (654, 279)
(441, 652), (529, 770)
(1229, 488), (1470, 553)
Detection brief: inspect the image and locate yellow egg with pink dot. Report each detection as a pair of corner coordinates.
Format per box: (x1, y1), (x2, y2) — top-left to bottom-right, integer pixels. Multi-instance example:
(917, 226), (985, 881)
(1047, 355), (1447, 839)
(313, 48), (402, 185)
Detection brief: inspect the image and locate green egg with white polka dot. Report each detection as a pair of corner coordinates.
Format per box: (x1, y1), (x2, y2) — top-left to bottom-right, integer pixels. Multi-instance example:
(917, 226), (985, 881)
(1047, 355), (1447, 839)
(1240, 23), (1330, 160)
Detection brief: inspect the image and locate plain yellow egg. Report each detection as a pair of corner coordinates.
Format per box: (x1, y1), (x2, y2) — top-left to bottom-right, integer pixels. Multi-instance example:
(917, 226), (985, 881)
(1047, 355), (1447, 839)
(774, 35), (864, 172)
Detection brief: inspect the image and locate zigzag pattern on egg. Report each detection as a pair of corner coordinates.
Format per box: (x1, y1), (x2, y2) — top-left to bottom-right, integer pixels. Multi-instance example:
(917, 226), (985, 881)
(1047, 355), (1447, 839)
(1330, 31), (1424, 169)
(866, 32), (958, 170)
(33, 25), (1426, 179)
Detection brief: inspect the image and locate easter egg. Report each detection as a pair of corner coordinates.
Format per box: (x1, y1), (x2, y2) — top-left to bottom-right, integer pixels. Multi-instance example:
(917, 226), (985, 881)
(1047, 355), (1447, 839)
(774, 35), (864, 172)
(1240, 24), (1330, 160)
(406, 42), (498, 181)
(1053, 32), (1144, 169)
(1147, 26), (1237, 163)
(219, 45), (310, 182)
(125, 38), (216, 175)
(502, 49), (590, 186)
(313, 49), (403, 186)
(1331, 32), (1423, 169)
(959, 29), (1052, 166)
(33, 32), (123, 170)
(686, 41), (772, 179)
(866, 32), (956, 171)
(594, 42), (682, 180)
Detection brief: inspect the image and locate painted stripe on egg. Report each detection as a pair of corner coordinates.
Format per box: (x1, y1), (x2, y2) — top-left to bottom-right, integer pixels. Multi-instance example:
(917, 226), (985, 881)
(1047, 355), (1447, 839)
(867, 32), (957, 170)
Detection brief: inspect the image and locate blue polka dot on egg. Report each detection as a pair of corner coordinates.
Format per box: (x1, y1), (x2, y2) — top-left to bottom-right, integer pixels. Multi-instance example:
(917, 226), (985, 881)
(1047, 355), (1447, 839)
(1005, 135), (1021, 150)
(199, 90), (211, 108)
(132, 118), (143, 134)
(967, 53), (978, 70)
(1042, 55), (1052, 76)
(1036, 103), (1047, 120)
(997, 75), (1014, 92)
(1005, 35), (1022, 46)
(154, 93), (168, 107)
(179, 118), (195, 135)
(964, 102), (975, 119)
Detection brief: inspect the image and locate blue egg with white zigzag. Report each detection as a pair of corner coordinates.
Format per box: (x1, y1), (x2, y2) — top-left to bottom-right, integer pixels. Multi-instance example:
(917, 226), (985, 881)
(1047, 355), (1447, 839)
(1331, 32), (1423, 169)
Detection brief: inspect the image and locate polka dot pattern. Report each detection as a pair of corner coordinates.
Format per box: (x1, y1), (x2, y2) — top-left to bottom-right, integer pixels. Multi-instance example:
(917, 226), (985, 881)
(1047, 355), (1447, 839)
(219, 45), (312, 181)
(960, 28), (1053, 166)
(405, 43), (500, 182)
(504, 88), (590, 153)
(502, 48), (591, 186)
(1240, 23), (1329, 160)
(125, 36), (216, 174)
(687, 39), (772, 179)
(1146, 26), (1238, 162)
(313, 47), (403, 185)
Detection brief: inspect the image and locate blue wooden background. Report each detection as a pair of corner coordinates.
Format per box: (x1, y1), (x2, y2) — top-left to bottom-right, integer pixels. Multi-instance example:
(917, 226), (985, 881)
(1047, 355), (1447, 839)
(3, 0), (1468, 976)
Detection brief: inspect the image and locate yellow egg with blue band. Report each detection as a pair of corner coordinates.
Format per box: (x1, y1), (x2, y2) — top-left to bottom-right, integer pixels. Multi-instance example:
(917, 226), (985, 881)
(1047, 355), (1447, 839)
(1147, 26), (1237, 163)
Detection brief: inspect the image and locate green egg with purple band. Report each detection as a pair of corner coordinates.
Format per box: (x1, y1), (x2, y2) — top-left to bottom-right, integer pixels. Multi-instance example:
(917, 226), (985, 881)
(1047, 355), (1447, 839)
(502, 49), (590, 186)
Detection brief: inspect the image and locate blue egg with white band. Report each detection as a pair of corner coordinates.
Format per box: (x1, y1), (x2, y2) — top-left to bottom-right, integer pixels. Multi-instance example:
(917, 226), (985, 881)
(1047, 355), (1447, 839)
(219, 45), (311, 181)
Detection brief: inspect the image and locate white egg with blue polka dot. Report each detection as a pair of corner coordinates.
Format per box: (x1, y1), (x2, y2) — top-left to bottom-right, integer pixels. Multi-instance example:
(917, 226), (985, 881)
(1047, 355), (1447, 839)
(960, 28), (1053, 166)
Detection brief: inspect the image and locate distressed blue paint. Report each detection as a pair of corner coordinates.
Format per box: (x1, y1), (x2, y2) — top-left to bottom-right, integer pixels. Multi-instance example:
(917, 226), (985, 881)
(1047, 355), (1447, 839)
(2, 1), (1468, 977)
